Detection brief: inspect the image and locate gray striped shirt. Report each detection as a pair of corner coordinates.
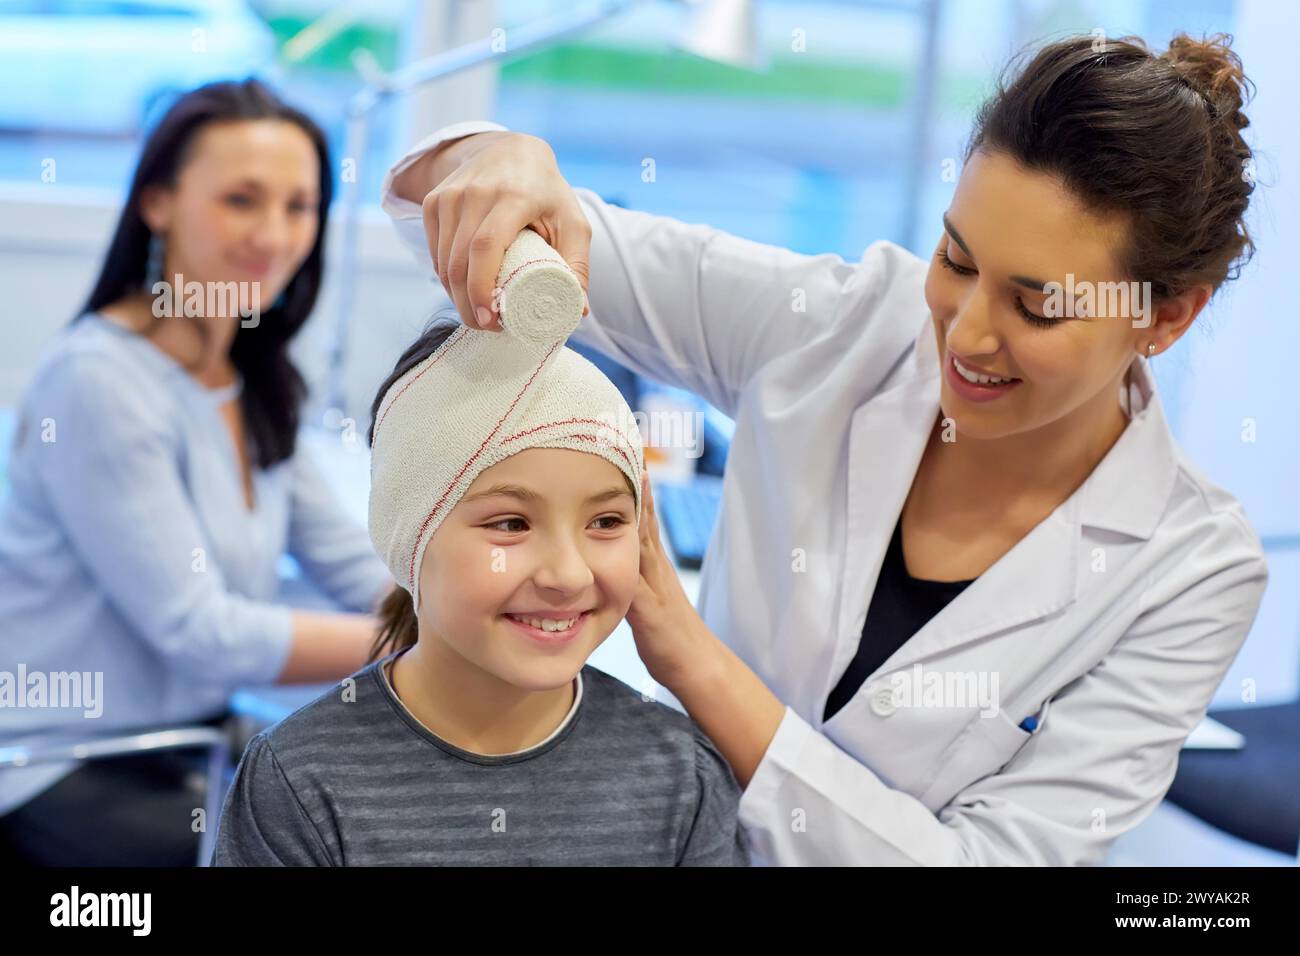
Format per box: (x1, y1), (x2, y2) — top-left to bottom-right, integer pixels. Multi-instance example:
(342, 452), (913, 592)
(212, 651), (751, 866)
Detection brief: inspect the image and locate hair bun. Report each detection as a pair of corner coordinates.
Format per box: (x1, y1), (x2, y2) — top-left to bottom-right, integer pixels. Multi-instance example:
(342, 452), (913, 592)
(1161, 32), (1252, 129)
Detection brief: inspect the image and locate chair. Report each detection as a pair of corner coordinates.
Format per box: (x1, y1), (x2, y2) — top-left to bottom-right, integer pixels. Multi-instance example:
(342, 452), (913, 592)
(1165, 700), (1300, 858)
(0, 723), (233, 867)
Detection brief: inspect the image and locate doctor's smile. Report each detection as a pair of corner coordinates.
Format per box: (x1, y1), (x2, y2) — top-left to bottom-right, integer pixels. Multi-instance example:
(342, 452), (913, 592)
(945, 353), (1023, 401)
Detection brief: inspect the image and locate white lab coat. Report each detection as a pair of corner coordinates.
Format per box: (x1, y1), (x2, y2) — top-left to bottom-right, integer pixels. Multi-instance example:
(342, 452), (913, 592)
(381, 122), (1270, 866)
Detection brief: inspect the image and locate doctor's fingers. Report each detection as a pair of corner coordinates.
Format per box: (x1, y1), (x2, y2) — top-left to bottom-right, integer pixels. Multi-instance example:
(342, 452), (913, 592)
(430, 186), (495, 330)
(638, 475), (666, 570)
(542, 195), (593, 311)
(422, 178), (508, 328)
(640, 473), (659, 538)
(464, 199), (593, 328)
(466, 202), (555, 332)
(420, 185), (450, 302)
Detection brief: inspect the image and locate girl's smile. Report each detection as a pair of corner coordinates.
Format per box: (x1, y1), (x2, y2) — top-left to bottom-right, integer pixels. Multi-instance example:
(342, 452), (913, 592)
(502, 609), (594, 646)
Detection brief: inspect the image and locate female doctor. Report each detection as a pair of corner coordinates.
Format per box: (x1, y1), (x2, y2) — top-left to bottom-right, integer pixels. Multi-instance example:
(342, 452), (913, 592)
(380, 32), (1269, 865)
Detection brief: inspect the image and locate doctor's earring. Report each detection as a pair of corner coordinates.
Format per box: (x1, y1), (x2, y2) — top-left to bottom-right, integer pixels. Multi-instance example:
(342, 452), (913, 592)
(1147, 342), (1157, 357)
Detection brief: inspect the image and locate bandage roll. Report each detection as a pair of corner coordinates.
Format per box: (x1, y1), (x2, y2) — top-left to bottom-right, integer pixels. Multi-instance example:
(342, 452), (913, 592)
(494, 227), (585, 346)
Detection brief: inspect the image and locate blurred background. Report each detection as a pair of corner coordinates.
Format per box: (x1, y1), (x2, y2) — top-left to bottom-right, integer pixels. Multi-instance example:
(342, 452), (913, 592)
(1, 0), (1296, 866)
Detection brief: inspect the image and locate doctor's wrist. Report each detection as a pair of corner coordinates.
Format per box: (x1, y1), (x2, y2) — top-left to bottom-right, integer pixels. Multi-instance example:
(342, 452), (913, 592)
(651, 617), (729, 701)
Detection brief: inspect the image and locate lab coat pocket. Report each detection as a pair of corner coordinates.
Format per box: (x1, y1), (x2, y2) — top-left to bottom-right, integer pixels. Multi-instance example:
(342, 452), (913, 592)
(916, 706), (1037, 813)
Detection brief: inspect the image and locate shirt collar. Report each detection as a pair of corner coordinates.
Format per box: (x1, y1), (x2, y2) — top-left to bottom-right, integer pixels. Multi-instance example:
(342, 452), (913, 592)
(1078, 355), (1180, 540)
(88, 312), (244, 405)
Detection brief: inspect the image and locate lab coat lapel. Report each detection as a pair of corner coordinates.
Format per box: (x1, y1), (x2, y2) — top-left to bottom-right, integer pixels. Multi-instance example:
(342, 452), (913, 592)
(872, 494), (1082, 680)
(825, 338), (939, 714)
(824, 325), (1082, 723)
(867, 357), (1177, 682)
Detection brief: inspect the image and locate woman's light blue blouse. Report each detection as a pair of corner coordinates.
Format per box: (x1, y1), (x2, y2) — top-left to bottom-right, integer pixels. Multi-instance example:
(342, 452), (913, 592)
(0, 313), (392, 814)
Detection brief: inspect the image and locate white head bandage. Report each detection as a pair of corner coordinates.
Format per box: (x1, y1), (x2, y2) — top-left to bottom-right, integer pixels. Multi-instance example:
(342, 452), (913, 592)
(368, 228), (645, 612)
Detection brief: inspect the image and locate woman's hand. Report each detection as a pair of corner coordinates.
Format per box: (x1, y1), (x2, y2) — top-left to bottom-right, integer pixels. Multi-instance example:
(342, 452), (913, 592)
(626, 473), (716, 688)
(415, 130), (592, 332)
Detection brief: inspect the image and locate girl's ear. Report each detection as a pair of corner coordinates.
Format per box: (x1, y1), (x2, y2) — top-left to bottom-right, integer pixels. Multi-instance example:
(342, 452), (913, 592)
(138, 183), (174, 234)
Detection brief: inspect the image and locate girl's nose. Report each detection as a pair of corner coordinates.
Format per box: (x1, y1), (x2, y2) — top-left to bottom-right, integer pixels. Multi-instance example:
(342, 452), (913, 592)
(532, 537), (595, 594)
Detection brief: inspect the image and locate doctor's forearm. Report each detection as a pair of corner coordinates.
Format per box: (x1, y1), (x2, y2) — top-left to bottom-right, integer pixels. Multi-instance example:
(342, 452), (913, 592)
(666, 624), (787, 790)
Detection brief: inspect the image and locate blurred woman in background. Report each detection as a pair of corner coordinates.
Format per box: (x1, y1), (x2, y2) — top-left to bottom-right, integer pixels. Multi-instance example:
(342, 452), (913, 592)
(0, 79), (393, 865)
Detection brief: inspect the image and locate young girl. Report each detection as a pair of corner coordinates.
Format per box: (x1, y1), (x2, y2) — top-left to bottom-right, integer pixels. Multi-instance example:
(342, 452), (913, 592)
(214, 312), (750, 865)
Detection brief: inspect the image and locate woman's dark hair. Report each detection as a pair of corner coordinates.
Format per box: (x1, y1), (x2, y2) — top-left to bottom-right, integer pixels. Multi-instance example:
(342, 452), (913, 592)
(965, 31), (1257, 303)
(79, 77), (333, 469)
(366, 310), (463, 663)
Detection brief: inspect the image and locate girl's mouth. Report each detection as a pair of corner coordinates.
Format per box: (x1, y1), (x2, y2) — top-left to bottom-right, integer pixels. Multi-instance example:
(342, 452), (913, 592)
(502, 610), (592, 645)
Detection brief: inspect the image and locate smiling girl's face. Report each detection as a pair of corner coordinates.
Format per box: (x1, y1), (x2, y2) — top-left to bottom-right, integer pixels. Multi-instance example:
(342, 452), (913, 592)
(924, 148), (1152, 442)
(415, 447), (640, 691)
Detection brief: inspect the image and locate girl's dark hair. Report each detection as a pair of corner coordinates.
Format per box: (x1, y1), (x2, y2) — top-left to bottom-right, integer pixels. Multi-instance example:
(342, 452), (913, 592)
(366, 310), (463, 663)
(79, 77), (333, 469)
(965, 31), (1256, 302)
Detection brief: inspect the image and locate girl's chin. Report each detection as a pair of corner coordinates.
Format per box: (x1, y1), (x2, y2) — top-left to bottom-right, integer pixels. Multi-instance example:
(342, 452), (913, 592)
(491, 661), (585, 695)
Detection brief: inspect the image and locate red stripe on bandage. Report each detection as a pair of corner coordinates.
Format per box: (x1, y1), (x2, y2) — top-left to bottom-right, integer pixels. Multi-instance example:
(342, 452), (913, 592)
(500, 422), (638, 476)
(372, 326), (467, 442)
(406, 341), (563, 586)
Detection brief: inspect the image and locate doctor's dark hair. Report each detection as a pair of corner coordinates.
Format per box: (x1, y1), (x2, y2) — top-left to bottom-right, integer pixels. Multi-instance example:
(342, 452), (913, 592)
(79, 77), (332, 470)
(965, 32), (1257, 302)
(366, 311), (463, 663)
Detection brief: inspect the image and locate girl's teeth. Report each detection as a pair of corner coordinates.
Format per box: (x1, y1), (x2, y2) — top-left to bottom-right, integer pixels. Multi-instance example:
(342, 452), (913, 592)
(513, 615), (579, 632)
(954, 358), (1015, 385)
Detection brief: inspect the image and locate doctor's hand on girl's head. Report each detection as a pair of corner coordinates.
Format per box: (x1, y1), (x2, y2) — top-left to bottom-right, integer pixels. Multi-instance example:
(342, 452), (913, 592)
(418, 130), (593, 332)
(626, 473), (714, 688)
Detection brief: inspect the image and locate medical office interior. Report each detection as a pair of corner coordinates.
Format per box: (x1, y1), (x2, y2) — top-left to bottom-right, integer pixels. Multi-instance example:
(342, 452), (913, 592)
(0, 0), (1296, 867)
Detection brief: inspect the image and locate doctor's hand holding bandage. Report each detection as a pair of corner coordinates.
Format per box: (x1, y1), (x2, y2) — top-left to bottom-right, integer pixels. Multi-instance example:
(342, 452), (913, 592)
(382, 33), (1272, 867)
(391, 127), (592, 332)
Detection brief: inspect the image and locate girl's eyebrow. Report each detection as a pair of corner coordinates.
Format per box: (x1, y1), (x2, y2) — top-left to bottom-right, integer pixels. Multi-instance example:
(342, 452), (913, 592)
(462, 484), (542, 505)
(586, 487), (635, 505)
(462, 484), (632, 506)
(942, 211), (1052, 293)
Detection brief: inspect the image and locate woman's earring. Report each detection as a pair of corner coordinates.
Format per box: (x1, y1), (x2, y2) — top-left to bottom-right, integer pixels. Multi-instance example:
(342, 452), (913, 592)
(144, 233), (163, 290)
(1147, 342), (1157, 357)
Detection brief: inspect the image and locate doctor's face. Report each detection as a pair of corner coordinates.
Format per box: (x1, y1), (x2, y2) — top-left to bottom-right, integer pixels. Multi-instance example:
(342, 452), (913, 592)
(415, 448), (640, 693)
(923, 148), (1147, 442)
